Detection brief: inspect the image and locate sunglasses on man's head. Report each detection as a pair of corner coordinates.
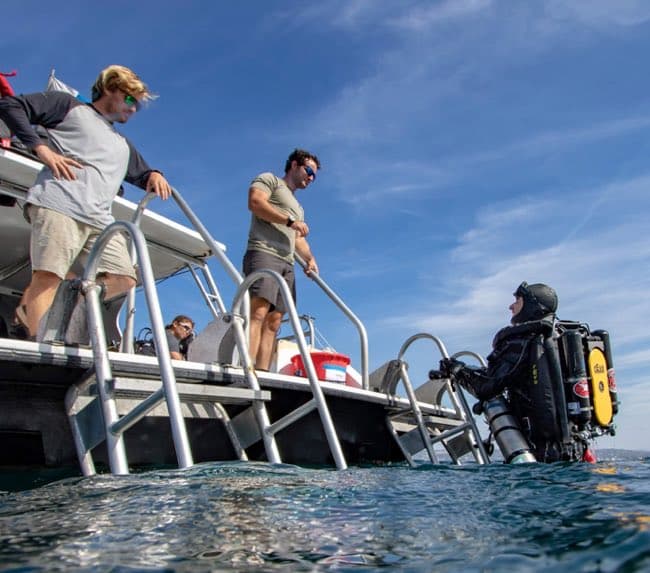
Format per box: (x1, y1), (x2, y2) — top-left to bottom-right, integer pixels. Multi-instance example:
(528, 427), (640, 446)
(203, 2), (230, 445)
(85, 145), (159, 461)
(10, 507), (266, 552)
(177, 323), (193, 332)
(303, 164), (316, 180)
(124, 94), (142, 112)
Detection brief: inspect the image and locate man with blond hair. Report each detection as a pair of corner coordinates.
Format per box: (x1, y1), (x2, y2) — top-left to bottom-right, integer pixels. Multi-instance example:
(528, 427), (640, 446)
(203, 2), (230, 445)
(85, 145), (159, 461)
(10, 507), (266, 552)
(0, 65), (172, 338)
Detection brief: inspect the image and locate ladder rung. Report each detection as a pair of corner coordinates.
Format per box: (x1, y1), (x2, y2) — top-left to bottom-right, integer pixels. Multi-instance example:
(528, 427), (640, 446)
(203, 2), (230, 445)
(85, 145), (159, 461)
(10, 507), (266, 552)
(391, 417), (465, 433)
(106, 377), (270, 405)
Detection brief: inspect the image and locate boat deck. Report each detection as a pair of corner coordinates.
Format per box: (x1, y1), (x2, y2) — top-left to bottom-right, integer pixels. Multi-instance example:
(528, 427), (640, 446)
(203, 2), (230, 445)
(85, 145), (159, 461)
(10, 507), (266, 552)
(0, 338), (458, 418)
(0, 145), (488, 474)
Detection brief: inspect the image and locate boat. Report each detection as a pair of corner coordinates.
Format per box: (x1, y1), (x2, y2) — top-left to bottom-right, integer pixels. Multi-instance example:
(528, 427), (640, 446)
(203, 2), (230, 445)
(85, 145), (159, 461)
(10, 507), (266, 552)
(0, 72), (618, 476)
(1, 143), (494, 475)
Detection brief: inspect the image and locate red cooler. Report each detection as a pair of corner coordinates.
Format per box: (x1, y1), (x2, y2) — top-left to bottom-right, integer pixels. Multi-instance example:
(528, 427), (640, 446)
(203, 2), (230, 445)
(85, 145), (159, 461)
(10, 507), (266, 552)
(290, 351), (351, 384)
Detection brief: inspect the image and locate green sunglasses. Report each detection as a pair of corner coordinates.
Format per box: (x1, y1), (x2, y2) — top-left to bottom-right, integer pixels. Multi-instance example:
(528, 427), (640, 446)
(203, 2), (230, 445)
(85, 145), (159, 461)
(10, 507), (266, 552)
(124, 94), (142, 112)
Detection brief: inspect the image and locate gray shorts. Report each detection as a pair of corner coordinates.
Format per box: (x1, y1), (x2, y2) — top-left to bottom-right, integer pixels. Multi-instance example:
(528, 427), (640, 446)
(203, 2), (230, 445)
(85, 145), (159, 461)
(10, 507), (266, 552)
(243, 249), (295, 314)
(28, 205), (137, 280)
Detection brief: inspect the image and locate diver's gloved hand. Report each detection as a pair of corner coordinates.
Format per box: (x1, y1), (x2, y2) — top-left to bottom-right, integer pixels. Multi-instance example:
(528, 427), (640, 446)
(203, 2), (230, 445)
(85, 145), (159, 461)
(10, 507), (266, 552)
(456, 375), (482, 398)
(439, 357), (467, 378)
(440, 358), (484, 397)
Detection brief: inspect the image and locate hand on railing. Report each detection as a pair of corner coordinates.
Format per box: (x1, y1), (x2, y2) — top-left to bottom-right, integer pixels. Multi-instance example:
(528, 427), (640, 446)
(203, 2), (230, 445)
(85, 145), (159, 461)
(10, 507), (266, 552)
(438, 357), (467, 379)
(303, 257), (319, 276)
(145, 171), (172, 200)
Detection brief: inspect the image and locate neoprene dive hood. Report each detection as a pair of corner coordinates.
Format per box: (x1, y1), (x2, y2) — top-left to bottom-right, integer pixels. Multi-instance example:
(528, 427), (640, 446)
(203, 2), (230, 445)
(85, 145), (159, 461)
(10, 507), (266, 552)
(512, 281), (558, 324)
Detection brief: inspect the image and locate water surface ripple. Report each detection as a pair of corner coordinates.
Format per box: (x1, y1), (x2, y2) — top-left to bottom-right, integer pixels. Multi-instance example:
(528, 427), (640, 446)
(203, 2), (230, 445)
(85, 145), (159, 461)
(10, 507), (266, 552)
(1, 453), (648, 571)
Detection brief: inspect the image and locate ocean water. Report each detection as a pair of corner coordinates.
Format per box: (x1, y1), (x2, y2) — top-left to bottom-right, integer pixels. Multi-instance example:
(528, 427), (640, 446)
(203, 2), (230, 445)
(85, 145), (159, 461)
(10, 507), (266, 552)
(1, 452), (649, 572)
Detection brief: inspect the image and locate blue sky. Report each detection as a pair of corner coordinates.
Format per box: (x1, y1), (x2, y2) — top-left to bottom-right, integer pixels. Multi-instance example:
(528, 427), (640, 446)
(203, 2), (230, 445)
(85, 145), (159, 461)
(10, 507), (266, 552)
(3, 1), (649, 451)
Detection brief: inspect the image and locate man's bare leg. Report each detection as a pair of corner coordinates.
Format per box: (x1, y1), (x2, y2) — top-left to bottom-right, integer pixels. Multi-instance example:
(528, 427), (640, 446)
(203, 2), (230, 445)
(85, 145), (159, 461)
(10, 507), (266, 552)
(256, 309), (283, 371)
(249, 296), (272, 369)
(22, 270), (62, 337)
(99, 273), (137, 300)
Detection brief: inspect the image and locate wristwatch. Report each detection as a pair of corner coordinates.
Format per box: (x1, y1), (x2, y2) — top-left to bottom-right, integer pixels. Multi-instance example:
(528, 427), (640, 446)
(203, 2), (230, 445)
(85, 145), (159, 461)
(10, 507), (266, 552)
(286, 216), (295, 228)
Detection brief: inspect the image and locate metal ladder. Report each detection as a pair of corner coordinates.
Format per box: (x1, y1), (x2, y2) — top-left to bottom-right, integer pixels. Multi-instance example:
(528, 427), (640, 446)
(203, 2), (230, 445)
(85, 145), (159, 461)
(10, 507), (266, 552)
(162, 190), (349, 469)
(228, 268), (349, 469)
(375, 334), (490, 465)
(64, 219), (277, 475)
(77, 188), (351, 471)
(66, 370), (272, 475)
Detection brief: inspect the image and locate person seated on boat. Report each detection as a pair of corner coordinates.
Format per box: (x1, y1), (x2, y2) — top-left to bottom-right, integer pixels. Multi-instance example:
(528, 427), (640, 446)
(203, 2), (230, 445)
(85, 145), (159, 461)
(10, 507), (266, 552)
(0, 65), (172, 340)
(165, 315), (195, 360)
(243, 149), (321, 371)
(441, 282), (577, 463)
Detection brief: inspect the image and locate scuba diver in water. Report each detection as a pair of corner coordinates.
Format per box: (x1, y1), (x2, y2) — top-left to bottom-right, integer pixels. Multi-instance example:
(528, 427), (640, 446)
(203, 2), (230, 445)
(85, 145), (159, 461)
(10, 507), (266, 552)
(441, 282), (586, 463)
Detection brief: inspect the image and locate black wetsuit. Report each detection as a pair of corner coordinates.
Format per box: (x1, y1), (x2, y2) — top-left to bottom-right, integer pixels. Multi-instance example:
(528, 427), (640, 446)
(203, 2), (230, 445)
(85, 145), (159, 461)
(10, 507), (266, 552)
(456, 319), (577, 462)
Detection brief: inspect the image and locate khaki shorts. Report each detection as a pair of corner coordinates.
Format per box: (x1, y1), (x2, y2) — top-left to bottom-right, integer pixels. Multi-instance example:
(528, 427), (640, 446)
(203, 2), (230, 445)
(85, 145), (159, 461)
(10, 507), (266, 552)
(28, 205), (137, 280)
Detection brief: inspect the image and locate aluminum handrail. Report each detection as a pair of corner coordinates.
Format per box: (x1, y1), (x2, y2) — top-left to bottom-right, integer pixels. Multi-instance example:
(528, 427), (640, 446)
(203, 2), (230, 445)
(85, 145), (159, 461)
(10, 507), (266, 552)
(397, 362), (439, 464)
(397, 333), (490, 464)
(278, 314), (316, 346)
(232, 268), (348, 470)
(121, 193), (156, 353)
(83, 220), (194, 474)
(397, 332), (450, 361)
(452, 350), (488, 368)
(295, 253), (370, 390)
(123, 189), (247, 353)
(188, 263), (226, 316)
(170, 187), (244, 288)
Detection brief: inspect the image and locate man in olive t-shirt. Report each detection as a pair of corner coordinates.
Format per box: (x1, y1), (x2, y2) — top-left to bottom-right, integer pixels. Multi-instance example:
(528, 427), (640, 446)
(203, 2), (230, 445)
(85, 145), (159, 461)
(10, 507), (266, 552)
(243, 148), (320, 371)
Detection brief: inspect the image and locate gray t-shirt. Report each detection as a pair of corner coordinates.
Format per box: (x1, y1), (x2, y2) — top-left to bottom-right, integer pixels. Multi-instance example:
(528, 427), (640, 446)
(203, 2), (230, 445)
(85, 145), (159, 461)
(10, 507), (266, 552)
(246, 172), (303, 263)
(165, 328), (181, 354)
(0, 92), (156, 228)
(27, 104), (129, 227)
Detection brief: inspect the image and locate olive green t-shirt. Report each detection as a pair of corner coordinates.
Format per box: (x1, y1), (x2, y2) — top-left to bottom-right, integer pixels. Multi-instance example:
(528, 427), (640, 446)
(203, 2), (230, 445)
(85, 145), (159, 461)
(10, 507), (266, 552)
(246, 172), (304, 263)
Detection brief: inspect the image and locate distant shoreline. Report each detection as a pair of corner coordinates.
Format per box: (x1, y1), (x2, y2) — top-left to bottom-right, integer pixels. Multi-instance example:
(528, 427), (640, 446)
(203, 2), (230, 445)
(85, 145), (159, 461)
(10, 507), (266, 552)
(596, 448), (649, 460)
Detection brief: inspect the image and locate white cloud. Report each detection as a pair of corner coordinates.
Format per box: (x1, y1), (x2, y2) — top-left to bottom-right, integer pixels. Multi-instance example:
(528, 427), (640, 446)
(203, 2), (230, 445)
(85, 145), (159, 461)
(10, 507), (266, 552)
(444, 115), (650, 168)
(545, 0), (650, 28)
(389, 0), (492, 30)
(298, 0), (650, 208)
(336, 166), (451, 207)
(380, 173), (650, 367)
(617, 348), (650, 369)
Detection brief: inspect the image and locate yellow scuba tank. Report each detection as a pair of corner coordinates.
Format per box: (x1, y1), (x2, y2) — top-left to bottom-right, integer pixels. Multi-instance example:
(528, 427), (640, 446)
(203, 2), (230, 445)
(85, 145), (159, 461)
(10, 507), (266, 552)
(587, 347), (613, 427)
(592, 329), (619, 416)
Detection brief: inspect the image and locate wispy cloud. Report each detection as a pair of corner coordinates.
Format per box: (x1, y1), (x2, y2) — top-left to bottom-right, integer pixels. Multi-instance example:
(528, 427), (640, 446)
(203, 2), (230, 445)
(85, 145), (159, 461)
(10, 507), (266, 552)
(379, 173), (650, 366)
(294, 0), (650, 209)
(617, 348), (650, 369)
(335, 164), (451, 207)
(443, 115), (650, 168)
(389, 0), (492, 30)
(325, 112), (650, 209)
(545, 0), (650, 28)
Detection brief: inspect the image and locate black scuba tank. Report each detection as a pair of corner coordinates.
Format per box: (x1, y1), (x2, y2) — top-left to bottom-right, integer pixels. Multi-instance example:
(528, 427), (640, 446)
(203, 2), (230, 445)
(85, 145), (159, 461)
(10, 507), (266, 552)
(482, 396), (537, 464)
(561, 329), (592, 426)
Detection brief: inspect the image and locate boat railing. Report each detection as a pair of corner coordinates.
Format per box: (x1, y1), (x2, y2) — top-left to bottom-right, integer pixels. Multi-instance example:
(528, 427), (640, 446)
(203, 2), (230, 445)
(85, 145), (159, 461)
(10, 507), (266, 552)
(122, 189), (246, 353)
(123, 192), (369, 393)
(295, 253), (370, 389)
(120, 189), (348, 469)
(278, 314), (316, 346)
(451, 350), (488, 368)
